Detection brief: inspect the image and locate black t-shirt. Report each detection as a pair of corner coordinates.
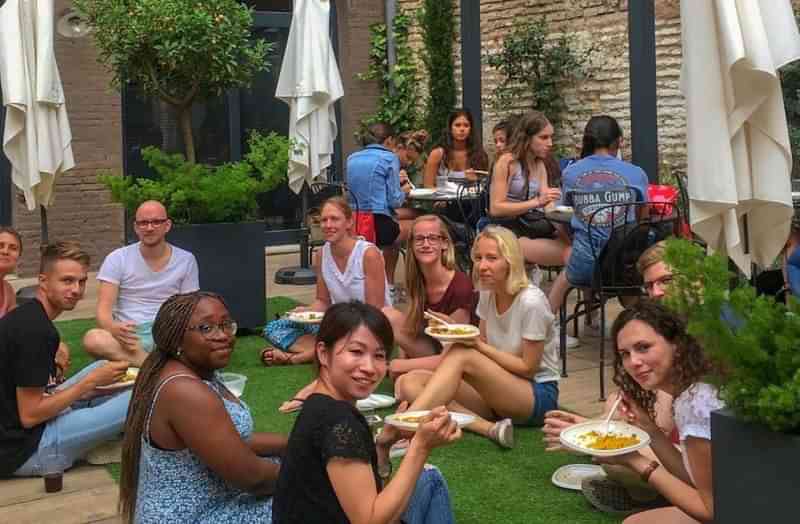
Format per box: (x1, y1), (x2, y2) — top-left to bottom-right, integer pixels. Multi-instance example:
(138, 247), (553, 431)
(0, 299), (59, 476)
(272, 393), (381, 524)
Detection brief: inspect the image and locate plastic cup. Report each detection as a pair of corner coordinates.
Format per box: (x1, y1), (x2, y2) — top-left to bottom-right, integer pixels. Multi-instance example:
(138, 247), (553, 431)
(41, 452), (64, 493)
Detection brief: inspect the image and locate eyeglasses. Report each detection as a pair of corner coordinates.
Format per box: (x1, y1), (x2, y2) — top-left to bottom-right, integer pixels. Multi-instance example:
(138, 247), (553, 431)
(643, 275), (674, 293)
(134, 218), (169, 228)
(413, 234), (444, 246)
(187, 320), (238, 339)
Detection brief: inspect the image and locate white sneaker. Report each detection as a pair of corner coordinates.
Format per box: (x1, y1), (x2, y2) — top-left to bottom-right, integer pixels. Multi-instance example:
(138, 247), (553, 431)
(489, 418), (514, 449)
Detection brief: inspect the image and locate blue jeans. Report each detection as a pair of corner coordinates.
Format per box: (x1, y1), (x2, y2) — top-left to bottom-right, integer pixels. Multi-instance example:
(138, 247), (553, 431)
(14, 361), (132, 476)
(401, 465), (455, 524)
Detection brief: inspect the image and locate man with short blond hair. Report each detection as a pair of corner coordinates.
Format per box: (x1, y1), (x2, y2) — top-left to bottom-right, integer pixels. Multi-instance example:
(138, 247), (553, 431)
(83, 200), (199, 366)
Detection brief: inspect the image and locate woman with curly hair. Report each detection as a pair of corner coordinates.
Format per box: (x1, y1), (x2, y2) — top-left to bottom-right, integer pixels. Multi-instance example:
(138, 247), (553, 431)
(598, 300), (721, 524)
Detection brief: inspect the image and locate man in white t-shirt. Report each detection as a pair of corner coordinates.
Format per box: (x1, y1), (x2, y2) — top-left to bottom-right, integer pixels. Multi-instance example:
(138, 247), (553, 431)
(82, 201), (199, 366)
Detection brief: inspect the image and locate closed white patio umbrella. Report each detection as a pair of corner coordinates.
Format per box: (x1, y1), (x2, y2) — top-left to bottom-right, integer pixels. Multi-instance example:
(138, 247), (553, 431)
(273, 0), (343, 284)
(681, 0), (800, 275)
(0, 0), (75, 244)
(276, 0), (344, 194)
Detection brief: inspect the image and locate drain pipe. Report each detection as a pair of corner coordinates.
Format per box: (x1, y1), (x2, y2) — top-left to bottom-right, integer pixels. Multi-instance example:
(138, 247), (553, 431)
(385, 0), (397, 96)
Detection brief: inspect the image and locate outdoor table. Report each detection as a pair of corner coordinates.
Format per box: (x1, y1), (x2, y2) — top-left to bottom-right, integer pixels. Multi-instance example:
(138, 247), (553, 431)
(407, 188), (480, 204)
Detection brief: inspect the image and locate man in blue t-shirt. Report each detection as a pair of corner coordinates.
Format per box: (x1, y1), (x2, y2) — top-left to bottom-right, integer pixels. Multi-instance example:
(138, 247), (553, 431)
(548, 116), (649, 314)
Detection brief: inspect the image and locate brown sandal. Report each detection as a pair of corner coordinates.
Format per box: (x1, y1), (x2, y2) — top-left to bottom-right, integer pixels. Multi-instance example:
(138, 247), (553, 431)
(260, 347), (294, 366)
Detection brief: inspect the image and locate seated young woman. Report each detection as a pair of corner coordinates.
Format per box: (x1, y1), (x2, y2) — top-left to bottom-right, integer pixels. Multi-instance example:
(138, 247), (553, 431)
(0, 227), (22, 318)
(595, 300), (722, 524)
(261, 197), (391, 367)
(391, 130), (430, 226)
(423, 109), (488, 190)
(272, 301), (459, 524)
(119, 291), (287, 523)
(383, 214), (476, 379)
(489, 111), (570, 268)
(395, 226), (561, 449)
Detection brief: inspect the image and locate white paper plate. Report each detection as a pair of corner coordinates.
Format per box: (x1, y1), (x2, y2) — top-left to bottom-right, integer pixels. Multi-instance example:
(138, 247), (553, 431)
(96, 367), (139, 391)
(553, 205), (574, 213)
(551, 464), (606, 490)
(356, 394), (396, 411)
(409, 188), (436, 198)
(559, 420), (651, 457)
(424, 324), (480, 341)
(286, 311), (324, 324)
(384, 410), (475, 431)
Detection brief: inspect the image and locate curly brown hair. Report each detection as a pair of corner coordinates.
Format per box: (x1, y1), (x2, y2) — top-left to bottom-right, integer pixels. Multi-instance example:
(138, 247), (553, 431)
(611, 300), (712, 422)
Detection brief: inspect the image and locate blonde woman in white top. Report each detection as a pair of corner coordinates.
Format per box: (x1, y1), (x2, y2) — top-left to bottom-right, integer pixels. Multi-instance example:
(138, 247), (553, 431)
(395, 226), (560, 448)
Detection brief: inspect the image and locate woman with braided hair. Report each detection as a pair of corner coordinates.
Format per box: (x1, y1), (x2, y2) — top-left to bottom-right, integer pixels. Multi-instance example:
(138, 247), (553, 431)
(119, 291), (286, 523)
(596, 300), (721, 524)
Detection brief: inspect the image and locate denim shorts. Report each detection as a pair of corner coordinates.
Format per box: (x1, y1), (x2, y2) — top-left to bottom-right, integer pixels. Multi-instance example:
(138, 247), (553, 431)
(565, 252), (594, 287)
(517, 380), (559, 427)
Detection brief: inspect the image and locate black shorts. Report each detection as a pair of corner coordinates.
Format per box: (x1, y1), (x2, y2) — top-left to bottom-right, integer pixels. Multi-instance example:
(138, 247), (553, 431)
(374, 213), (400, 247)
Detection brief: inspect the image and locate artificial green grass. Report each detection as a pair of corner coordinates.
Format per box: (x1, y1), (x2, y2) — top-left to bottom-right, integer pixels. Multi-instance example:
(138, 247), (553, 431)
(56, 298), (621, 524)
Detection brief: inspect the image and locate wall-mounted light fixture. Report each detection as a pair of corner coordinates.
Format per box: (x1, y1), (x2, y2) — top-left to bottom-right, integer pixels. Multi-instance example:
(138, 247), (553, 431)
(56, 8), (92, 39)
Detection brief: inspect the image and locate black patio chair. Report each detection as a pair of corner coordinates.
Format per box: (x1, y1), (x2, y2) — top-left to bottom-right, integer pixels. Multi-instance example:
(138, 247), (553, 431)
(558, 198), (680, 399)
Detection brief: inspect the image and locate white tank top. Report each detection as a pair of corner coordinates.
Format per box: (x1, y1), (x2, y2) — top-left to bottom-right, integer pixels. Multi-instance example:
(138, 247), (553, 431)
(321, 239), (392, 307)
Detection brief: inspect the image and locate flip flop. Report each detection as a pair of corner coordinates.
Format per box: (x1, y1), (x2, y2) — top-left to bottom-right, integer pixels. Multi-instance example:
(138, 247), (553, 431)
(279, 397), (305, 414)
(261, 347), (293, 367)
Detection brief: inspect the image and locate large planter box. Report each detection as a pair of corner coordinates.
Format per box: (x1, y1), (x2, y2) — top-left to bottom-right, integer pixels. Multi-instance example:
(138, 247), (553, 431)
(712, 409), (800, 523)
(168, 222), (265, 330)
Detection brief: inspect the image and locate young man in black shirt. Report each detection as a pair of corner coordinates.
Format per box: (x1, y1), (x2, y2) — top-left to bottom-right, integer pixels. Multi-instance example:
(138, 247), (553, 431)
(0, 241), (131, 477)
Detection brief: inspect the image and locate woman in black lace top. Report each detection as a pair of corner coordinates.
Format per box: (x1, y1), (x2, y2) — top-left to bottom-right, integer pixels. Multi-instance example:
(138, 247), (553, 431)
(272, 302), (459, 524)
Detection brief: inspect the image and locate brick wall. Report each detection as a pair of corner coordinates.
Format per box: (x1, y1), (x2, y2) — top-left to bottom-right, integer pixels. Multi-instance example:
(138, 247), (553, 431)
(334, 0), (385, 160)
(10, 0), (384, 276)
(12, 0), (125, 276)
(394, 0), (800, 181)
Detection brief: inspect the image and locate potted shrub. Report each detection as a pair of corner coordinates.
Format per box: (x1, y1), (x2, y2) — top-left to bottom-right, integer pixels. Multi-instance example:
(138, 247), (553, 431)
(76, 0), (279, 328)
(662, 238), (800, 523)
(101, 131), (292, 329)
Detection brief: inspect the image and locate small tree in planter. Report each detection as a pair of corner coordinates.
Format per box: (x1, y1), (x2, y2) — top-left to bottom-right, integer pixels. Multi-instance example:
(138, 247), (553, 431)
(98, 131), (293, 329)
(662, 238), (800, 522)
(74, 0), (271, 164)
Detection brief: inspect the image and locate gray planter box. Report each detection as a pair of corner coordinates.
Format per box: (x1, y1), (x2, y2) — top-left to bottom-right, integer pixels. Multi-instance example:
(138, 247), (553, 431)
(168, 222), (265, 330)
(712, 408), (800, 523)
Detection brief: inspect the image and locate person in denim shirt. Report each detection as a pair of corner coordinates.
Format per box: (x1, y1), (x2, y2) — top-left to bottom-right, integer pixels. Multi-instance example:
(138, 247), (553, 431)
(346, 122), (412, 292)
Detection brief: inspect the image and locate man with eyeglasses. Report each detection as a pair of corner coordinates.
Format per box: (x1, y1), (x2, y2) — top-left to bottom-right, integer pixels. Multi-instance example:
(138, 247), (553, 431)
(83, 201), (199, 366)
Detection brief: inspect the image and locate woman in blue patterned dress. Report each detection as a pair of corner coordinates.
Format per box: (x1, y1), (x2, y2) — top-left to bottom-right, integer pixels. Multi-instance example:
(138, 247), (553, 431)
(119, 291), (286, 523)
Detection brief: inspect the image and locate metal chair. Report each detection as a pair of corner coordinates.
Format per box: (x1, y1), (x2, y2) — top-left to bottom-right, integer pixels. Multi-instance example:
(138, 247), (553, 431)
(559, 198), (680, 399)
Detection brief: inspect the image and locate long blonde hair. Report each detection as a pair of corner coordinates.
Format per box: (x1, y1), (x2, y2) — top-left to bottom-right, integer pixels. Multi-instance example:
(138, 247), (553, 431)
(471, 226), (529, 296)
(404, 215), (456, 332)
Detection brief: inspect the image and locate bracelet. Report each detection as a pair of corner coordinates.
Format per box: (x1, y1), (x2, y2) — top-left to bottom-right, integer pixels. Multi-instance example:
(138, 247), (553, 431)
(640, 460), (660, 483)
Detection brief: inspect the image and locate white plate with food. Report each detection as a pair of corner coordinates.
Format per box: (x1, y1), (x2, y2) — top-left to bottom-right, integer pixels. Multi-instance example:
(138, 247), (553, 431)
(356, 394), (396, 411)
(553, 205), (574, 214)
(559, 420), (651, 457)
(424, 324), (480, 341)
(409, 188), (437, 198)
(286, 311), (325, 324)
(551, 464), (606, 491)
(96, 367), (139, 391)
(384, 410), (475, 431)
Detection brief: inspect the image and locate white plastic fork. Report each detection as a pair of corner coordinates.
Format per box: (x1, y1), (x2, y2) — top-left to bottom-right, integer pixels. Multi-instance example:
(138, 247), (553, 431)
(601, 394), (624, 437)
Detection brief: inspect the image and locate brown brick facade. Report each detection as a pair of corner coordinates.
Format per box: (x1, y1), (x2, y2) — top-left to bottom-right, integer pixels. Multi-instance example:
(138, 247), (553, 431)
(8, 0), (385, 276)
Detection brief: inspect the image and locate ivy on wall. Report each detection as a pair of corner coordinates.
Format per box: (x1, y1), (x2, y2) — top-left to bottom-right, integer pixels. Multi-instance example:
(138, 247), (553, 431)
(419, 0), (456, 145)
(357, 13), (420, 137)
(485, 19), (593, 128)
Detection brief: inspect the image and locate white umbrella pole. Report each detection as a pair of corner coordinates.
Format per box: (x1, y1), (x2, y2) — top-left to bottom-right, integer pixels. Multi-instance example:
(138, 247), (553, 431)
(40, 205), (48, 245)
